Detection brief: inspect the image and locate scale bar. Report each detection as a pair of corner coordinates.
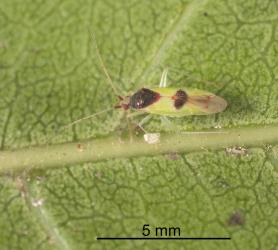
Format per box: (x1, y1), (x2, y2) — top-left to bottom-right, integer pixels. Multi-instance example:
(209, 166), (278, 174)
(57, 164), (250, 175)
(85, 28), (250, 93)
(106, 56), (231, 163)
(97, 237), (231, 240)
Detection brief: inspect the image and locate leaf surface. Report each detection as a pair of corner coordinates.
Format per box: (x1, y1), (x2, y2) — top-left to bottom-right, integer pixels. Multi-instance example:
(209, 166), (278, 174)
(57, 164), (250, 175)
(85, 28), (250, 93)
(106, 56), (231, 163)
(0, 0), (277, 249)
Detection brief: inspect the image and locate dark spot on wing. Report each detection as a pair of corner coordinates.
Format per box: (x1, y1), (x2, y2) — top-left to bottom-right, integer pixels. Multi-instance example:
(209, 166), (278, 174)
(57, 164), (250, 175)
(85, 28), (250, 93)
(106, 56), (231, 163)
(173, 89), (188, 109)
(130, 88), (160, 109)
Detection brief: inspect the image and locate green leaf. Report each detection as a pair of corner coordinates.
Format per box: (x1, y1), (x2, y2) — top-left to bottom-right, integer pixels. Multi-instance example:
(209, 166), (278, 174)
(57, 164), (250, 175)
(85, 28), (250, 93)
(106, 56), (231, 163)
(0, 0), (278, 249)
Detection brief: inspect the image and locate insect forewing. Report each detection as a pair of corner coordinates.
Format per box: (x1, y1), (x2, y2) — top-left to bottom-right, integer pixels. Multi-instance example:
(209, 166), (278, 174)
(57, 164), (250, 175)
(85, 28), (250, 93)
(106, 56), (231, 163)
(187, 94), (227, 114)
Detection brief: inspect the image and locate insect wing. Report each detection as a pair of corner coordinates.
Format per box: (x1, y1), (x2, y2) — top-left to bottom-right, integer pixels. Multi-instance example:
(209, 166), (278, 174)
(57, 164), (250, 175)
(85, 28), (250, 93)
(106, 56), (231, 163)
(186, 90), (227, 115)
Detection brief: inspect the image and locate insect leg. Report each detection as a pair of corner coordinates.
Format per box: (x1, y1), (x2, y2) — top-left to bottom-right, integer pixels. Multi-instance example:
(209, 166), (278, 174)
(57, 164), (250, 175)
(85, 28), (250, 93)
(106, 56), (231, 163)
(126, 112), (134, 142)
(138, 115), (161, 144)
(126, 110), (146, 119)
(160, 116), (176, 131)
(127, 113), (160, 144)
(159, 68), (168, 88)
(137, 114), (152, 133)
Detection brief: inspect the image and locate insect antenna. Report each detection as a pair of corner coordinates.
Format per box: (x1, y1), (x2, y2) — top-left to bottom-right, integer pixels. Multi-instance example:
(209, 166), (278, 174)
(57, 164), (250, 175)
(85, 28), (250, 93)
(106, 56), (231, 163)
(63, 107), (114, 129)
(89, 30), (123, 97)
(61, 31), (124, 130)
(45, 107), (114, 144)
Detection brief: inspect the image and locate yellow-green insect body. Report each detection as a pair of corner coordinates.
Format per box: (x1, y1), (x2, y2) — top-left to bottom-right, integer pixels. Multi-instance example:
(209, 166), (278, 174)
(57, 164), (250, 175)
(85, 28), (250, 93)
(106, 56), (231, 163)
(115, 70), (227, 117)
(142, 87), (227, 117)
(66, 35), (227, 135)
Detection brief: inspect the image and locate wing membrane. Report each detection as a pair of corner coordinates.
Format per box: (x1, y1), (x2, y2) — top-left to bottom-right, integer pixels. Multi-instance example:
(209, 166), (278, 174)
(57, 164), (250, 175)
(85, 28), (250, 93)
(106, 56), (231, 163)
(187, 94), (227, 114)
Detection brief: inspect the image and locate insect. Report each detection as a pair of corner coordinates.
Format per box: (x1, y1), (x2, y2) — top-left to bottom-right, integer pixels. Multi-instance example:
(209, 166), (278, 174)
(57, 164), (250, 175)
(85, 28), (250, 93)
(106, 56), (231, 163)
(114, 69), (227, 117)
(66, 33), (227, 141)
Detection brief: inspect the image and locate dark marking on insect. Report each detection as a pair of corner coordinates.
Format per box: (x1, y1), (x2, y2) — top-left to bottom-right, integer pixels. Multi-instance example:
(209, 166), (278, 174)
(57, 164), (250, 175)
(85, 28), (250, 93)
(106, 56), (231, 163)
(172, 89), (188, 109)
(228, 211), (245, 226)
(203, 12), (208, 16)
(130, 88), (160, 109)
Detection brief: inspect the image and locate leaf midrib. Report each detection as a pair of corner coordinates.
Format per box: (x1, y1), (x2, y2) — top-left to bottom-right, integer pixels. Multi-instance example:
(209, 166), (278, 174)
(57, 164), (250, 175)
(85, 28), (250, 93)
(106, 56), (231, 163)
(1, 124), (278, 173)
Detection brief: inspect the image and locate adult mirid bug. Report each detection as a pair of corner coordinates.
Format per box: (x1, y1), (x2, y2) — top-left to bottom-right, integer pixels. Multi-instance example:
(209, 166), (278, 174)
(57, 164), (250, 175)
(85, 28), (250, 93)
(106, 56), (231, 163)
(115, 69), (227, 117)
(66, 33), (227, 142)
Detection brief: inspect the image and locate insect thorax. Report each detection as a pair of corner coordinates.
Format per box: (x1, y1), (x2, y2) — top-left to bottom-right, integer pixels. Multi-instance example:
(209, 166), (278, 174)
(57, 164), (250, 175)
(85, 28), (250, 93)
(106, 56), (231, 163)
(130, 88), (160, 109)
